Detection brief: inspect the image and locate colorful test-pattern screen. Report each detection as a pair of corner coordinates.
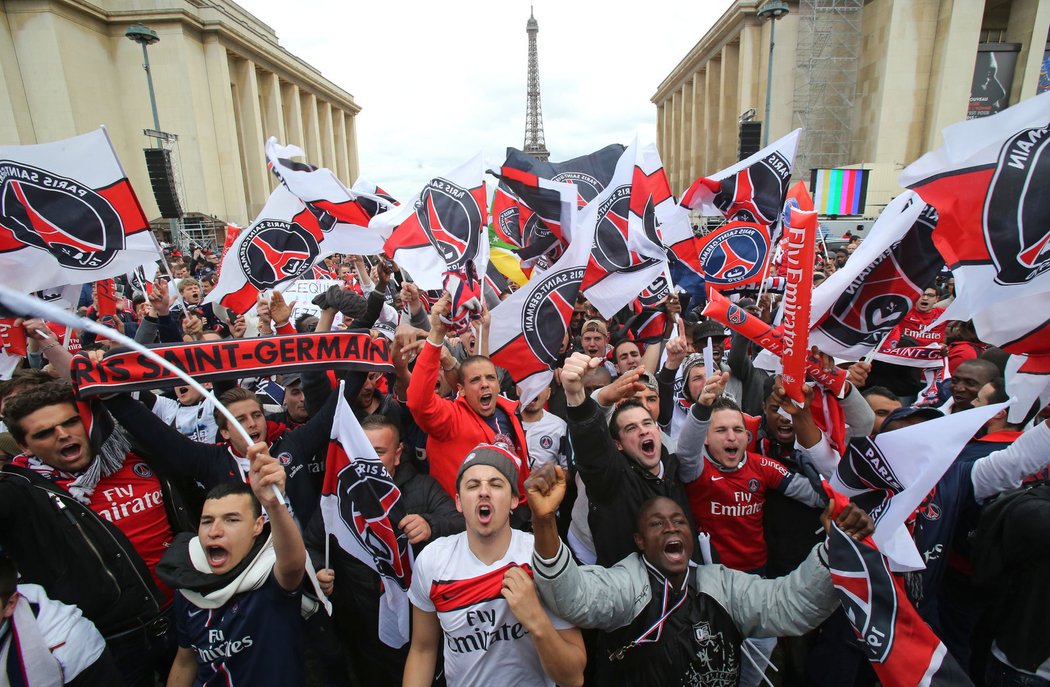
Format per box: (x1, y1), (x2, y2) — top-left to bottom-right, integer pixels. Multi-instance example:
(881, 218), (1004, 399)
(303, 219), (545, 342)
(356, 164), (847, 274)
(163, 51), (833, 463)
(810, 168), (869, 216)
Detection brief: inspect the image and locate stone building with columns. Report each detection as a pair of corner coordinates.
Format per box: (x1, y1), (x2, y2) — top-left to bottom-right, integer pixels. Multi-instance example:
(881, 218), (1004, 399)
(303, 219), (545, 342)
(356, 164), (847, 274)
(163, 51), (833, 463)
(653, 0), (1050, 216)
(0, 0), (360, 235)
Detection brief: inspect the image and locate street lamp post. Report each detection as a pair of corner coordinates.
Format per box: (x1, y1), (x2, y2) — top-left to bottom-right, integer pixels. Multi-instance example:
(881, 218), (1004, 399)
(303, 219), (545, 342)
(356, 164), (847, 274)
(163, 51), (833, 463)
(125, 24), (161, 148)
(758, 1), (790, 147)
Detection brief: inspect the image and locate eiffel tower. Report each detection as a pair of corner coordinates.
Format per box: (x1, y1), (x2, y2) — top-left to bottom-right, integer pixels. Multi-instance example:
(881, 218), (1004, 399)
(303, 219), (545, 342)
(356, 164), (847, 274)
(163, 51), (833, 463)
(523, 6), (550, 161)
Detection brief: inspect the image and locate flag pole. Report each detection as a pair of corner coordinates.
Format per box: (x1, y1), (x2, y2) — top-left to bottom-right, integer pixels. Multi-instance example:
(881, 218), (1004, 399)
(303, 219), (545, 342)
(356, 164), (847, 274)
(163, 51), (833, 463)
(1, 285), (286, 507)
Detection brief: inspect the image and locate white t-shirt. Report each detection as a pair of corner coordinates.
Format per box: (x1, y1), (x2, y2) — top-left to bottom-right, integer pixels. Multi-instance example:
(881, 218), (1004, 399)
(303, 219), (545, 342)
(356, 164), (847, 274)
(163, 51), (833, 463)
(151, 395), (218, 444)
(522, 411), (569, 470)
(408, 529), (573, 687)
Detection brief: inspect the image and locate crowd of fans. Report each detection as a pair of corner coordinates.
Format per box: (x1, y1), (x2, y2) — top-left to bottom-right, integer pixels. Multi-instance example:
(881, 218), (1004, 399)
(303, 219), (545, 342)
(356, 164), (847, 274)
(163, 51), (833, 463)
(0, 240), (1047, 687)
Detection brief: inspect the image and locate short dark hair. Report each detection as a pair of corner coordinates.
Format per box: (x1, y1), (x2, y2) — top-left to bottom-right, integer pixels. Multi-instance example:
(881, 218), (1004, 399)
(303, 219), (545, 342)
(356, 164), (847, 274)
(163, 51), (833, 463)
(0, 369), (54, 406)
(610, 399), (649, 441)
(986, 377), (1008, 406)
(957, 358), (999, 384)
(612, 339), (640, 359)
(2, 381), (78, 445)
(360, 414), (401, 442)
(863, 386), (899, 403)
(460, 355), (495, 377)
(710, 395), (743, 418)
(204, 481), (261, 520)
(213, 387), (263, 430)
(0, 555), (17, 605)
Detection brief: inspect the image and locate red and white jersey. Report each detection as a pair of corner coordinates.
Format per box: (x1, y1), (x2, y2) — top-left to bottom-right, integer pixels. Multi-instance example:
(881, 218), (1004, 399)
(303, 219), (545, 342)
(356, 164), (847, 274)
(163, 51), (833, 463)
(896, 307), (946, 346)
(88, 457), (174, 598)
(686, 453), (792, 572)
(408, 529), (572, 687)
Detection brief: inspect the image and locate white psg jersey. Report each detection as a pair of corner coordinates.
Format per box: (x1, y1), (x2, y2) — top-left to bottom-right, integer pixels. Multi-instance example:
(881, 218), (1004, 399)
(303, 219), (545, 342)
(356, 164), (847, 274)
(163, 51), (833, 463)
(408, 529), (572, 687)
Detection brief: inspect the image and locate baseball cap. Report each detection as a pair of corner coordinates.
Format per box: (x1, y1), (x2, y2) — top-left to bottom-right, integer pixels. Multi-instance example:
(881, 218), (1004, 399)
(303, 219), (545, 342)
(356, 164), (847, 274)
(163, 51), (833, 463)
(879, 405), (944, 434)
(456, 444), (522, 496)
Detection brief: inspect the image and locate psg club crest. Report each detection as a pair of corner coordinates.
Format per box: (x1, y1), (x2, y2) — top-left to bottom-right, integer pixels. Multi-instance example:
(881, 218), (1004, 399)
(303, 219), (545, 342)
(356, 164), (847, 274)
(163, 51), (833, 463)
(336, 457), (411, 589)
(415, 178), (485, 273)
(591, 185), (659, 274)
(521, 267), (585, 367)
(699, 222), (769, 286)
(0, 162), (126, 269)
(985, 122), (1050, 285)
(716, 151), (792, 225)
(551, 170), (603, 205)
(238, 219), (320, 289)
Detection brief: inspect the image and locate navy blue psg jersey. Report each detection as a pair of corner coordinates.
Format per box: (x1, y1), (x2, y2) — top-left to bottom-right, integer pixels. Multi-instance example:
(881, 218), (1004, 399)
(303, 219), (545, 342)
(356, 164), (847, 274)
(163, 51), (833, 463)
(175, 573), (303, 686)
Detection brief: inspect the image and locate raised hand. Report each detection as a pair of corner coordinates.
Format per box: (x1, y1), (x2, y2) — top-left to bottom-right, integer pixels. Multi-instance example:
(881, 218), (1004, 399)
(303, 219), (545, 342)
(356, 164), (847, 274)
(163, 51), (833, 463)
(560, 352), (601, 407)
(524, 463), (567, 520)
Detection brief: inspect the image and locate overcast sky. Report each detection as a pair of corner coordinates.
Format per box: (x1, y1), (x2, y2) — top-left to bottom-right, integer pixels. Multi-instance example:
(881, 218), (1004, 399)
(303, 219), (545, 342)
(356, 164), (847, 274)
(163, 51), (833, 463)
(236, 0), (734, 200)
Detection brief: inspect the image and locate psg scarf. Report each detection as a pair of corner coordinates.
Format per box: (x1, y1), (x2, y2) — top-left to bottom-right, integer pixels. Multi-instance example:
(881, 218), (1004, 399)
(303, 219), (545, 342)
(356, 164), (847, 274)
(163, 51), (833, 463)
(71, 332), (392, 396)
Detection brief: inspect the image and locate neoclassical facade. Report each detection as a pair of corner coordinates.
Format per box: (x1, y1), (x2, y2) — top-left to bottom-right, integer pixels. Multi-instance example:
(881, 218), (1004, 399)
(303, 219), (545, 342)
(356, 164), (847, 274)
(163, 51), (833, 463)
(0, 0), (361, 227)
(653, 0), (1050, 213)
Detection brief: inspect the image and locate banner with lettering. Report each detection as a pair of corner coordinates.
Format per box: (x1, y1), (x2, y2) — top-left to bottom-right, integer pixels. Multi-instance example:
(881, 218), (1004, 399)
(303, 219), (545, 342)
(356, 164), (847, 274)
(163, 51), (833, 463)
(71, 331), (392, 396)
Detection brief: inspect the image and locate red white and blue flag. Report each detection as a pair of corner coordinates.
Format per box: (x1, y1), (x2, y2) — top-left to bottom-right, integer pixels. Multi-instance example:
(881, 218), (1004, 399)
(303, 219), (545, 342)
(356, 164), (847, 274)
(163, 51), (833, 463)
(900, 93), (1050, 350)
(265, 138), (392, 255)
(0, 128), (160, 292)
(321, 389), (413, 648)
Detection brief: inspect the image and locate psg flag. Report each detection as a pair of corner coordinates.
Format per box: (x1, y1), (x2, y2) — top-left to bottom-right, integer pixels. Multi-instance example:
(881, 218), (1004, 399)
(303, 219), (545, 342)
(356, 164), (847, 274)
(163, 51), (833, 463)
(823, 486), (974, 687)
(266, 138), (393, 254)
(900, 93), (1050, 341)
(0, 128), (159, 292)
(371, 155), (489, 290)
(489, 199), (597, 407)
(808, 192), (941, 359)
(681, 128), (800, 228)
(580, 138), (688, 319)
(205, 186), (368, 314)
(830, 401), (1008, 571)
(321, 388), (413, 648)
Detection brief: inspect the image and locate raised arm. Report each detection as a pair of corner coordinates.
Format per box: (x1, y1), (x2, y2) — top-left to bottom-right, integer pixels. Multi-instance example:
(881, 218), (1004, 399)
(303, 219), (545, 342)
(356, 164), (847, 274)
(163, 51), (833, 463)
(971, 419), (1050, 502)
(527, 463), (646, 631)
(676, 370), (728, 483)
(249, 443), (305, 591)
(405, 294), (457, 441)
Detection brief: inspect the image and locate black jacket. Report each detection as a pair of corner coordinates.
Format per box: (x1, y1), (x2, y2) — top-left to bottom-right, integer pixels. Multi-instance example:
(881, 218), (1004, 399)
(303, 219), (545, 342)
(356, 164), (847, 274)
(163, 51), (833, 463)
(104, 386), (341, 525)
(0, 466), (166, 637)
(568, 398), (694, 567)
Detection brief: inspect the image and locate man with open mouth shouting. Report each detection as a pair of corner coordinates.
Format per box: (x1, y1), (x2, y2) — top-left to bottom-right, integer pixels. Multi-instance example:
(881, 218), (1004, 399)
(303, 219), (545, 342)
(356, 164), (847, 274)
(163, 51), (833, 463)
(403, 444), (585, 687)
(526, 462), (873, 687)
(160, 443), (307, 687)
(560, 352), (697, 568)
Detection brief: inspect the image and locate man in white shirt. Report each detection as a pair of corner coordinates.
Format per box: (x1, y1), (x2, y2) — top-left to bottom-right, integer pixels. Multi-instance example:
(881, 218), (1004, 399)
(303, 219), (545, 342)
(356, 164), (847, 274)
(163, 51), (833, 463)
(403, 444), (585, 687)
(519, 386), (570, 471)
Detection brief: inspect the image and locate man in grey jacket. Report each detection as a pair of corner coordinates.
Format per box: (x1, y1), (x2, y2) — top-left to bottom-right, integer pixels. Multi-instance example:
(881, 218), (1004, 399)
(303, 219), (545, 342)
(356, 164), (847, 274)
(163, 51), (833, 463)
(526, 463), (873, 686)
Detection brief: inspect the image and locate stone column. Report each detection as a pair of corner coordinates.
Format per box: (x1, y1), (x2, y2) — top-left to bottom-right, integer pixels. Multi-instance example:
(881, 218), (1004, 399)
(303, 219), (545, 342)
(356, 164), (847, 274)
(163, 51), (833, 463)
(719, 42), (740, 165)
(300, 91), (322, 165)
(258, 72), (285, 144)
(231, 57), (269, 219)
(679, 79), (694, 193)
(924, 0), (986, 150)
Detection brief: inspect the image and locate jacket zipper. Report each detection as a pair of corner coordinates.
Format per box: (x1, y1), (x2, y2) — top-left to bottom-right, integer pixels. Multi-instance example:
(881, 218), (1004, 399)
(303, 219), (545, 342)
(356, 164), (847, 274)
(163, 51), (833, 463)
(42, 487), (122, 598)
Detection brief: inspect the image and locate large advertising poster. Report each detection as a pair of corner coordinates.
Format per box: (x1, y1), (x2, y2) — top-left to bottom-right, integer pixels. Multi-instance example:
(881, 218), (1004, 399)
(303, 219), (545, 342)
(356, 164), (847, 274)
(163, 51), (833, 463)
(968, 44), (1020, 119)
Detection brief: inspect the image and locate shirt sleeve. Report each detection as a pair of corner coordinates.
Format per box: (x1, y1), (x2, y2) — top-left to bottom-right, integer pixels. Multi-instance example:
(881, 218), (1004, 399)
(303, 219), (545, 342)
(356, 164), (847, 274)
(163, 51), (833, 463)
(971, 421), (1050, 502)
(407, 548), (436, 612)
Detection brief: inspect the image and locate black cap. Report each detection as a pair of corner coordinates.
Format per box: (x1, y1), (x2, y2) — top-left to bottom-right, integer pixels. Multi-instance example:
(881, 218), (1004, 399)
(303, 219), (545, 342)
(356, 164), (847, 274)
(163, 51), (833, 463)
(879, 405), (944, 434)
